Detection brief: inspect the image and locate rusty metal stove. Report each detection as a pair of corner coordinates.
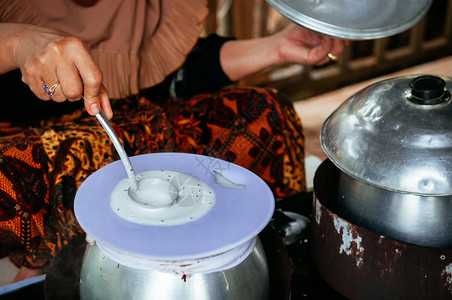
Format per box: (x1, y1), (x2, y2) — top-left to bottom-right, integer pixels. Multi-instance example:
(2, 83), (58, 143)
(312, 159), (452, 299)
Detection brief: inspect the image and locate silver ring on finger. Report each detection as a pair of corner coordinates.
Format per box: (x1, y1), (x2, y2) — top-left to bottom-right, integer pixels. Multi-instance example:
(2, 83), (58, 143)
(43, 82), (60, 96)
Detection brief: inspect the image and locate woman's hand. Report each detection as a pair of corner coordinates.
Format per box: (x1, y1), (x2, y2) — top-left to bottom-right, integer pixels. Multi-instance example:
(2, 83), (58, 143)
(220, 23), (348, 82)
(273, 24), (348, 66)
(5, 24), (112, 118)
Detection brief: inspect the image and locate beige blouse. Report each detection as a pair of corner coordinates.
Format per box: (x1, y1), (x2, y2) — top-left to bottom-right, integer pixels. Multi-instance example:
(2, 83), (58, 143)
(0, 0), (208, 98)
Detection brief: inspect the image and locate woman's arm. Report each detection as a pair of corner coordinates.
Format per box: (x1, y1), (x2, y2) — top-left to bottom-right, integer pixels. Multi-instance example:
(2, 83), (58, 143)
(146, 26), (347, 100)
(220, 24), (348, 81)
(0, 23), (112, 118)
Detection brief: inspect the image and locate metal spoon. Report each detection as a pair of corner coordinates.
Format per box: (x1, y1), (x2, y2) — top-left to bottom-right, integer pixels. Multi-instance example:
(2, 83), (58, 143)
(95, 109), (139, 192)
(95, 108), (177, 208)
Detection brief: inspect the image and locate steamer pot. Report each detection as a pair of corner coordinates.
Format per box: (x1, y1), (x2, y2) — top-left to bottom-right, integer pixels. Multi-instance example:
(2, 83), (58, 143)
(74, 153), (275, 299)
(320, 75), (452, 248)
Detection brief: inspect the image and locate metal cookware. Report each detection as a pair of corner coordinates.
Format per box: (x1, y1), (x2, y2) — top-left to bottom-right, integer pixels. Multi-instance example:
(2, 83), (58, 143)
(74, 152), (275, 299)
(312, 159), (452, 299)
(266, 0), (432, 39)
(320, 74), (452, 248)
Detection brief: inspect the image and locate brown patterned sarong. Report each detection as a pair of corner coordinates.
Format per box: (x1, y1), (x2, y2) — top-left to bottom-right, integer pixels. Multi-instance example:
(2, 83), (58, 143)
(0, 87), (305, 269)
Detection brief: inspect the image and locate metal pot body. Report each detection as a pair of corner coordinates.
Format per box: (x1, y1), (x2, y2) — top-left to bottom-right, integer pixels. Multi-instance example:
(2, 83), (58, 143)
(79, 238), (269, 300)
(337, 171), (452, 248)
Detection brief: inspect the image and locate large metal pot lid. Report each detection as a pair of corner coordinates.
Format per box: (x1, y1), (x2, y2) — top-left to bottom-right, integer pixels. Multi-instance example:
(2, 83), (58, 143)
(266, 0), (432, 40)
(321, 75), (452, 195)
(74, 153), (274, 260)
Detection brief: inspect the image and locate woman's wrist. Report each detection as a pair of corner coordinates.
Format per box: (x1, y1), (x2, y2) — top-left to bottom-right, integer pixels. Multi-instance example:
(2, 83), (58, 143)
(219, 35), (281, 82)
(0, 23), (29, 73)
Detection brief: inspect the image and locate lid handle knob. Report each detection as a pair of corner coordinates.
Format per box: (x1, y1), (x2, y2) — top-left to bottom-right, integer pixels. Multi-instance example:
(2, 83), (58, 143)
(409, 75), (449, 105)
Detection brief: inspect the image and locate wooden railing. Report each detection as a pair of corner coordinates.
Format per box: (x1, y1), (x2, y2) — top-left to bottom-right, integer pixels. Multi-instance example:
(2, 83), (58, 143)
(203, 0), (452, 100)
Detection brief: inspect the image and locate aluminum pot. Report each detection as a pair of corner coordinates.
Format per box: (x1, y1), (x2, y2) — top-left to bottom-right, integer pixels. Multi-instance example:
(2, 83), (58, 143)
(74, 153), (275, 299)
(321, 75), (452, 248)
(79, 238), (268, 300)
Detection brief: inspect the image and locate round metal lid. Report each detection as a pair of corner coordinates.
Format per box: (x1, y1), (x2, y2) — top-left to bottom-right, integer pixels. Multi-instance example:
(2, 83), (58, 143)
(266, 0), (432, 40)
(74, 153), (274, 260)
(321, 75), (452, 195)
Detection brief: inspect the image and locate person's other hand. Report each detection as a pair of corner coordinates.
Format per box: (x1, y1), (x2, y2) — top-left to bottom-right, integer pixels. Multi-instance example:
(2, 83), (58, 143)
(14, 25), (112, 118)
(274, 24), (348, 66)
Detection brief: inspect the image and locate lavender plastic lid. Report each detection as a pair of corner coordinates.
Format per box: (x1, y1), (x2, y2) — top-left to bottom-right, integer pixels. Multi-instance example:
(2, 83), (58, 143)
(74, 153), (275, 260)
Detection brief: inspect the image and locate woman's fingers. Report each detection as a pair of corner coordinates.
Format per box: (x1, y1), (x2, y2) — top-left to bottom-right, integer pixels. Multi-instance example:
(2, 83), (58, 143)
(98, 85), (113, 119)
(43, 82), (65, 102)
(324, 39), (349, 63)
(57, 63), (84, 102)
(68, 40), (108, 116)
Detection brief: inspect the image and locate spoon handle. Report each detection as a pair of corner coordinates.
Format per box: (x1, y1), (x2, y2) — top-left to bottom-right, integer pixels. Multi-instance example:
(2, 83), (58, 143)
(95, 109), (139, 191)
